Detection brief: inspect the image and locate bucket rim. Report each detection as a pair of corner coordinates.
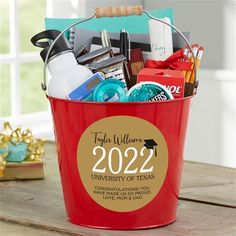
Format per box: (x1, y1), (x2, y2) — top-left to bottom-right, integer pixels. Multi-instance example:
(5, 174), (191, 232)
(47, 95), (194, 105)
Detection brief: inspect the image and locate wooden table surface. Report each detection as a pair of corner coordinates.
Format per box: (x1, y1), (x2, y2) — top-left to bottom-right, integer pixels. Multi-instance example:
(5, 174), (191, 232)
(0, 142), (235, 236)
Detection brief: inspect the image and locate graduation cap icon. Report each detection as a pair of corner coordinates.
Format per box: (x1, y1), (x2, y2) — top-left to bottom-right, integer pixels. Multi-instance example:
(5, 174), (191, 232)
(144, 139), (158, 156)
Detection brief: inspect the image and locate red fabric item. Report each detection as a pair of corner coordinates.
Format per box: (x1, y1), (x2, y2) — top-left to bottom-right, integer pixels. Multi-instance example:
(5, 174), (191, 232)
(145, 49), (193, 71)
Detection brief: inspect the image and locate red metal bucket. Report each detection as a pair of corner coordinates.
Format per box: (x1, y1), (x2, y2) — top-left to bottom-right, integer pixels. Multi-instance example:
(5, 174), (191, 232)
(49, 96), (193, 229)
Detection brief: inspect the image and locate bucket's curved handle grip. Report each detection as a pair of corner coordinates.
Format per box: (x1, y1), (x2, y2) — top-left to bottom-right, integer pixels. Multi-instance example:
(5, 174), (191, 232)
(96, 5), (143, 18)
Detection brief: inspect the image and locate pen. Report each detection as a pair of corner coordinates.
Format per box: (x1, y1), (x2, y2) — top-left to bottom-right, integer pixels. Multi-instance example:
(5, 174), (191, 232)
(120, 29), (130, 61)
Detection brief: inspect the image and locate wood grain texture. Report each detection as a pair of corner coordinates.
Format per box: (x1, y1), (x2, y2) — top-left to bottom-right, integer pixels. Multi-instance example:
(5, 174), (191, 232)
(180, 160), (236, 207)
(96, 5), (143, 18)
(0, 143), (235, 236)
(0, 221), (68, 236)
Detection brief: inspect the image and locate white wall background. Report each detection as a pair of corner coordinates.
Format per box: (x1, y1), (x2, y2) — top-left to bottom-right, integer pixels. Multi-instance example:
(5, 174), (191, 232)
(47, 0), (236, 168)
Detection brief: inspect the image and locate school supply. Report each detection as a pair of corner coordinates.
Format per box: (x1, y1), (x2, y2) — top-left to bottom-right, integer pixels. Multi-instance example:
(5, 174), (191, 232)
(91, 36), (151, 60)
(137, 68), (185, 98)
(120, 29), (130, 61)
(182, 46), (190, 77)
(149, 17), (173, 60)
(189, 46), (204, 83)
(31, 30), (93, 99)
(88, 55), (131, 89)
(72, 27), (189, 59)
(185, 44), (200, 82)
(92, 79), (127, 102)
(181, 44), (204, 84)
(67, 72), (104, 101)
(127, 82), (173, 102)
(100, 29), (112, 47)
(77, 46), (114, 66)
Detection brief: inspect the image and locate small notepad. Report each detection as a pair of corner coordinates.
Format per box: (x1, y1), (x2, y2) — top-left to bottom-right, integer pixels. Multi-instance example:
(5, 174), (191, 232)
(149, 17), (173, 60)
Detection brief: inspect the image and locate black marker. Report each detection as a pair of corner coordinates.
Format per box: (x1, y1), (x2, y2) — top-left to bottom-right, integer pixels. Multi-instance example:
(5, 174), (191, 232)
(120, 29), (130, 61)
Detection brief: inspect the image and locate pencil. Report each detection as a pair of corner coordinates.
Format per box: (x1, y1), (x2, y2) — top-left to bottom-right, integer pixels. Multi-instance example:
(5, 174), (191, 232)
(182, 47), (190, 78)
(185, 44), (200, 82)
(189, 46), (204, 84)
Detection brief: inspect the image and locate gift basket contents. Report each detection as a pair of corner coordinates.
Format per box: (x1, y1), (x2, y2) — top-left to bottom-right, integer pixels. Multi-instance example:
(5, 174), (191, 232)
(0, 122), (46, 180)
(31, 7), (203, 102)
(29, 5), (204, 230)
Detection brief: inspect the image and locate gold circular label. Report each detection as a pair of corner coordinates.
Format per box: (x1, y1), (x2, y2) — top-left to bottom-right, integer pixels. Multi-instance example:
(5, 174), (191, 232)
(77, 116), (168, 212)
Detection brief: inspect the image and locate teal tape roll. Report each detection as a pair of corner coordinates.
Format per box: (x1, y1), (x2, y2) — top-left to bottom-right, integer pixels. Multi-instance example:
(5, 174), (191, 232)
(127, 82), (174, 102)
(93, 79), (127, 102)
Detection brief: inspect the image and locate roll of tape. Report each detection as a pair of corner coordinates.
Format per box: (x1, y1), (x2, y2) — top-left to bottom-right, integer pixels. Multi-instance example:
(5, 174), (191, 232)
(93, 79), (127, 102)
(127, 82), (173, 102)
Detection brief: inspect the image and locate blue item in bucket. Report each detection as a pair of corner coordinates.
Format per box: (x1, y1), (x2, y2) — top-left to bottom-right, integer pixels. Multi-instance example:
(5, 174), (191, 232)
(127, 82), (174, 102)
(93, 79), (127, 102)
(67, 72), (104, 100)
(5, 142), (28, 162)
